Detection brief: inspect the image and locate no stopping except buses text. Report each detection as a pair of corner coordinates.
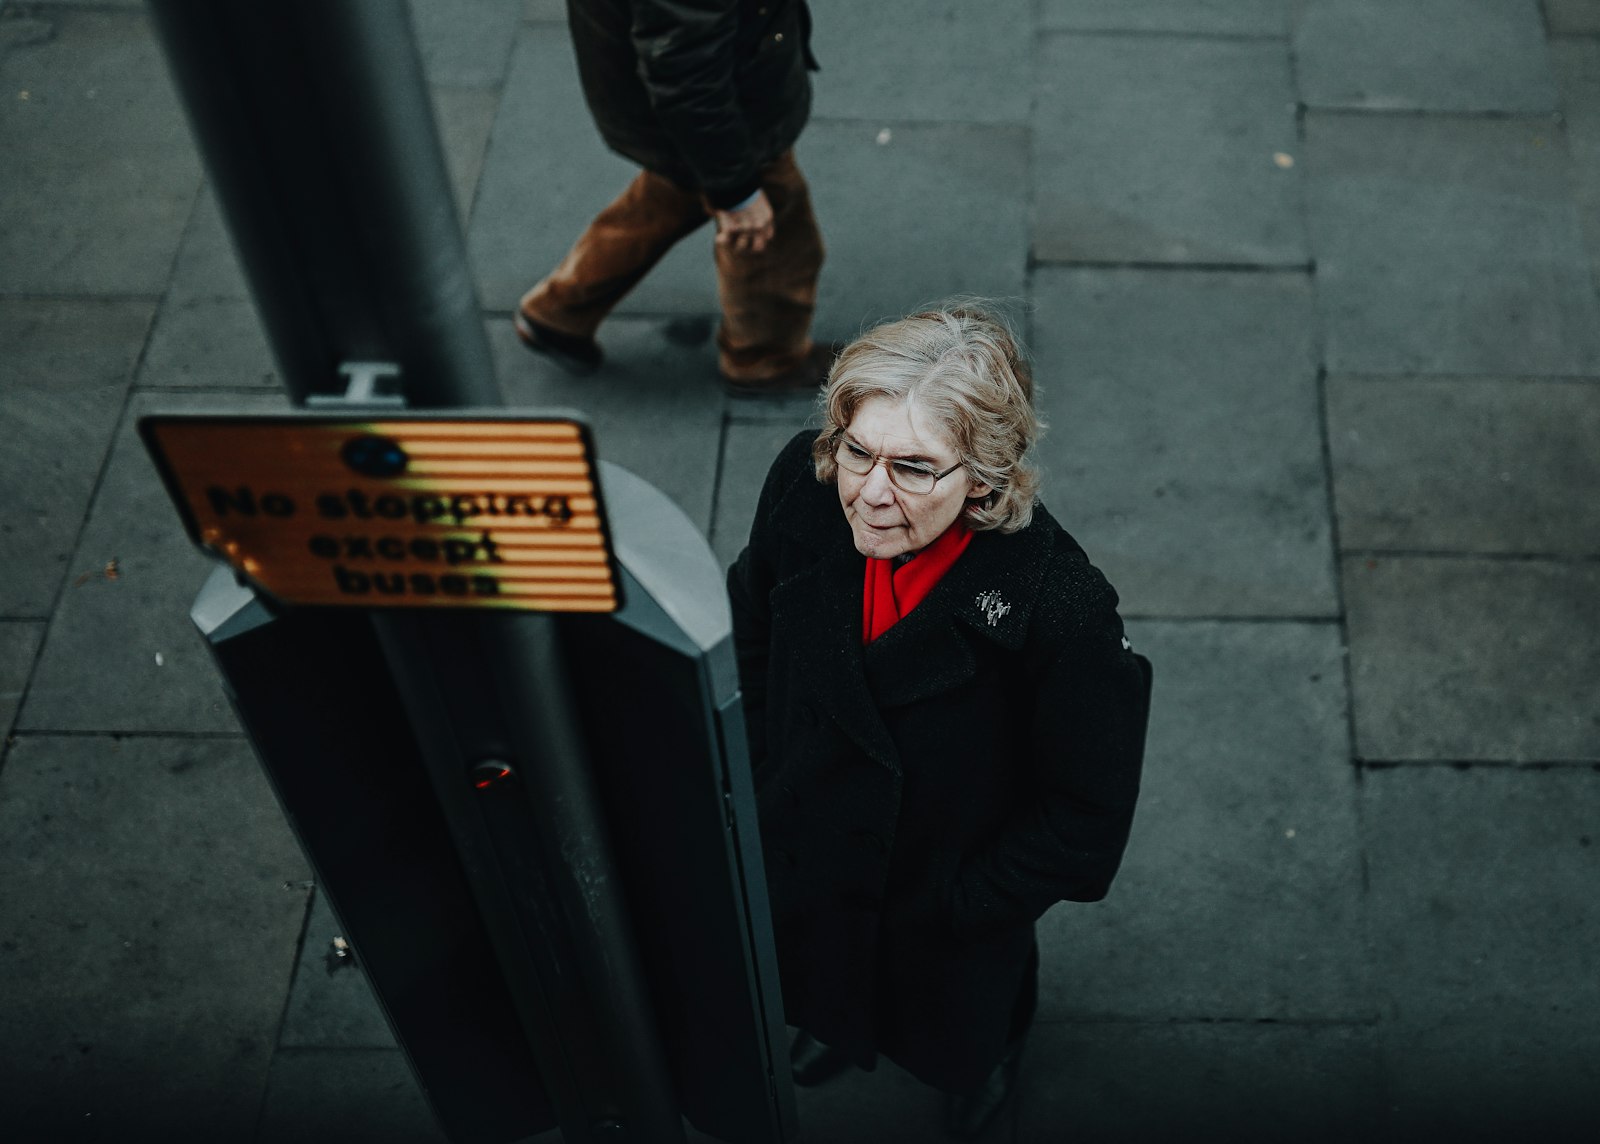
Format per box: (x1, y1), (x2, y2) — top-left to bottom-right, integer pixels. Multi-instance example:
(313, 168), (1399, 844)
(203, 484), (576, 526)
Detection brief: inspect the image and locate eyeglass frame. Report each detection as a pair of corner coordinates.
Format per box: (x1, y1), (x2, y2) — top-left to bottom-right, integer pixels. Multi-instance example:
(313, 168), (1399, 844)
(831, 430), (966, 495)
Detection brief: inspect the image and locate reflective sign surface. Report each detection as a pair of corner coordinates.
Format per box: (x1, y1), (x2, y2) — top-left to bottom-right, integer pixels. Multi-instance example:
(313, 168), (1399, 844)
(141, 415), (619, 612)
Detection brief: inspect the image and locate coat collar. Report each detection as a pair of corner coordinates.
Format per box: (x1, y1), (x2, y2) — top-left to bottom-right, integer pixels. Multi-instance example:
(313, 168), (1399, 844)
(768, 489), (1061, 773)
(861, 516), (1053, 708)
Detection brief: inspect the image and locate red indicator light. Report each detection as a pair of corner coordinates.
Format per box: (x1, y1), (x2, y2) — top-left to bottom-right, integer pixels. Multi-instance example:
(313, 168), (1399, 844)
(471, 761), (516, 790)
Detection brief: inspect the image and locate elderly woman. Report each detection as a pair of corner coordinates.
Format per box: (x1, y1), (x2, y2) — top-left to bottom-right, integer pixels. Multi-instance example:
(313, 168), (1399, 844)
(727, 305), (1151, 1139)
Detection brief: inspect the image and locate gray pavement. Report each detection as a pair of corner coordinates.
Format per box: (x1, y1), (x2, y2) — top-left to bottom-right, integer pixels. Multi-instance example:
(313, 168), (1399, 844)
(2, 1), (1598, 1141)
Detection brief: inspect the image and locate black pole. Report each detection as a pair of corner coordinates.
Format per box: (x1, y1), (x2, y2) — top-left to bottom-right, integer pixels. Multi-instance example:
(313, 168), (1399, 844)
(148, 4), (685, 1141)
(147, 0), (498, 406)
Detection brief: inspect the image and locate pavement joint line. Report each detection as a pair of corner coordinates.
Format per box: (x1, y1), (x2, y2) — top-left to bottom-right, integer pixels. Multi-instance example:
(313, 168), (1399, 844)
(7, 728), (249, 741)
(1357, 759), (1600, 771)
(1121, 614), (1342, 625)
(8, 2), (136, 13)
(133, 384), (288, 395)
(1030, 258), (1314, 275)
(1036, 28), (1290, 44)
(1341, 549), (1600, 563)
(0, 292), (164, 304)
(1301, 106), (1565, 123)
(483, 307), (721, 325)
(265, 883), (319, 1125)
(705, 410), (732, 551)
(805, 115), (1032, 132)
(1329, 373), (1600, 385)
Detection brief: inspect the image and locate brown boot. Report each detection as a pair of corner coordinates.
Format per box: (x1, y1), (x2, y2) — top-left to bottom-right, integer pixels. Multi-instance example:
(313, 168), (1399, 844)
(720, 341), (840, 398)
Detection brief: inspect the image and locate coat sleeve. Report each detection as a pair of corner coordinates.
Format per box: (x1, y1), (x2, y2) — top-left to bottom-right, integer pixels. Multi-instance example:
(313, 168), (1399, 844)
(629, 0), (762, 207)
(726, 431), (816, 773)
(951, 568), (1150, 932)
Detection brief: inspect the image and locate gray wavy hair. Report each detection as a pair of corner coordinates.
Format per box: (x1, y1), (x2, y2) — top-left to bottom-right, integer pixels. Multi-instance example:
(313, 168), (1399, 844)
(812, 303), (1044, 533)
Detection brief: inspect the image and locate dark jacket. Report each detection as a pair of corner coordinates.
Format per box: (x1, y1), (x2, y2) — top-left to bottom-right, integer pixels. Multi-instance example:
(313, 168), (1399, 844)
(567, 0), (816, 208)
(728, 431), (1151, 1092)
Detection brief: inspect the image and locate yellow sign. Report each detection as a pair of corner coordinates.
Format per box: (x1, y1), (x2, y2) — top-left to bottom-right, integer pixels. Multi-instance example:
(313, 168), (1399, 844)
(140, 415), (619, 612)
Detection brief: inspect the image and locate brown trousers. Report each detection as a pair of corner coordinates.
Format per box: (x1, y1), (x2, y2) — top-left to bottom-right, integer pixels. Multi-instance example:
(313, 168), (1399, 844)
(519, 150), (824, 380)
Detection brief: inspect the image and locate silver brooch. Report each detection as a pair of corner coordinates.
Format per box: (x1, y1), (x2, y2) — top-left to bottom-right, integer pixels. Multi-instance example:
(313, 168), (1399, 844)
(1122, 636), (1132, 650)
(975, 590), (1011, 627)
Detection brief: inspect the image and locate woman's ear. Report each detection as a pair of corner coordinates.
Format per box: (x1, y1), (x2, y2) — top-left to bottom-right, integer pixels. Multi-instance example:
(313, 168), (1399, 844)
(967, 478), (993, 500)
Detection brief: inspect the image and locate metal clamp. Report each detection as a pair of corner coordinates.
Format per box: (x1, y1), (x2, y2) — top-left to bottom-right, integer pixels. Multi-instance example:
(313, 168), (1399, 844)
(306, 361), (407, 409)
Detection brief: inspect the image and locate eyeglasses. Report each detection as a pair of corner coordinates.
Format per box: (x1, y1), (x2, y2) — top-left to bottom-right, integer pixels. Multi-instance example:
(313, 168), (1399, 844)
(834, 434), (964, 495)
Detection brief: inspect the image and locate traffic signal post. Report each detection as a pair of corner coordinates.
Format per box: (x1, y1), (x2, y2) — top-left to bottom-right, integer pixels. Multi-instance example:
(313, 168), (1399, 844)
(143, 4), (795, 1142)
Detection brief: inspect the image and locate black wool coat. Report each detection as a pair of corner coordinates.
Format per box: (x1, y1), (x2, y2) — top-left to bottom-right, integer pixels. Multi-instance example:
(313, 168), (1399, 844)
(567, 0), (816, 208)
(728, 431), (1150, 1092)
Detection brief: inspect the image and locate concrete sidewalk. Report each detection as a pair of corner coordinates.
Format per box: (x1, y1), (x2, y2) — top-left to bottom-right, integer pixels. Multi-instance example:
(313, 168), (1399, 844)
(2, 1), (1598, 1141)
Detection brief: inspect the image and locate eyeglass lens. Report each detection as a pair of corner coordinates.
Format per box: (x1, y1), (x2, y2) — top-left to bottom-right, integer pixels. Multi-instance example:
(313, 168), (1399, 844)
(835, 439), (939, 493)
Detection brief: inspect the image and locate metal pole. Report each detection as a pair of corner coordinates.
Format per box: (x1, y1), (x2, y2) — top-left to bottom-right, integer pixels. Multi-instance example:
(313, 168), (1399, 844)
(148, 4), (684, 1140)
(147, 0), (498, 406)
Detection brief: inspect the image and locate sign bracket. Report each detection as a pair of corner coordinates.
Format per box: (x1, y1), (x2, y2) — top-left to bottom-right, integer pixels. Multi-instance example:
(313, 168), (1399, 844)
(305, 361), (407, 410)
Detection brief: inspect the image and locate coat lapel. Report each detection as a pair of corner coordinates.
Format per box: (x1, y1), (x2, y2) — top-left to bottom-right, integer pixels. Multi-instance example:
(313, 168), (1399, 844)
(770, 541), (904, 775)
(862, 521), (1051, 709)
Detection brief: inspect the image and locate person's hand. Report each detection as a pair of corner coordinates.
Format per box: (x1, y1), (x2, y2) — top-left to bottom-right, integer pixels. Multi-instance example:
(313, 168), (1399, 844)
(713, 190), (775, 256)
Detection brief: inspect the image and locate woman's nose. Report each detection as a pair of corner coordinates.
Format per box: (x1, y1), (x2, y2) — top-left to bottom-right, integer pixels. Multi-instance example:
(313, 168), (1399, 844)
(861, 462), (897, 504)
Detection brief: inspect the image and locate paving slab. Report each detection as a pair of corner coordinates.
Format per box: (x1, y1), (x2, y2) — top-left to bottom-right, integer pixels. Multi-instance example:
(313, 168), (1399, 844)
(0, 299), (151, 618)
(721, 384), (825, 425)
(0, 734), (311, 1142)
(1033, 35), (1304, 265)
(407, 0), (520, 89)
(1037, 620), (1368, 1021)
(1015, 1020), (1388, 1143)
(257, 1049), (449, 1144)
(1030, 268), (1334, 618)
(18, 390), (287, 734)
(279, 889), (398, 1050)
(470, 24), (717, 315)
(1379, 1017), (1600, 1142)
(1553, 40), (1600, 304)
(0, 620), (43, 737)
(1327, 376), (1600, 555)
(1041, 0), (1294, 35)
(491, 315), (723, 534)
(1361, 766), (1600, 1024)
(1294, 0), (1557, 113)
(1546, 0), (1600, 35)
(137, 296), (280, 390)
(0, 5), (201, 294)
(807, 0), (1033, 124)
(1344, 557), (1600, 761)
(712, 418), (820, 567)
(164, 185), (250, 304)
(803, 118), (1029, 341)
(1305, 114), (1600, 376)
(522, 0), (567, 22)
(432, 85), (500, 223)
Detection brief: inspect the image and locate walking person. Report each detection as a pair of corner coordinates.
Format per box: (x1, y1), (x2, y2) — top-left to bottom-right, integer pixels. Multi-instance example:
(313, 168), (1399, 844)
(516, 0), (832, 396)
(727, 304), (1152, 1137)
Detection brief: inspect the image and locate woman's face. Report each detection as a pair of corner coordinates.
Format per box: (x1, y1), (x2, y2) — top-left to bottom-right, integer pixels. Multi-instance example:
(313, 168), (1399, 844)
(837, 396), (991, 560)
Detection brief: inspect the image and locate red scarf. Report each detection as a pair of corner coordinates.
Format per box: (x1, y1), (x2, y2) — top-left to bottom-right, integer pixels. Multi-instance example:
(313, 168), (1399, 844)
(862, 520), (973, 643)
